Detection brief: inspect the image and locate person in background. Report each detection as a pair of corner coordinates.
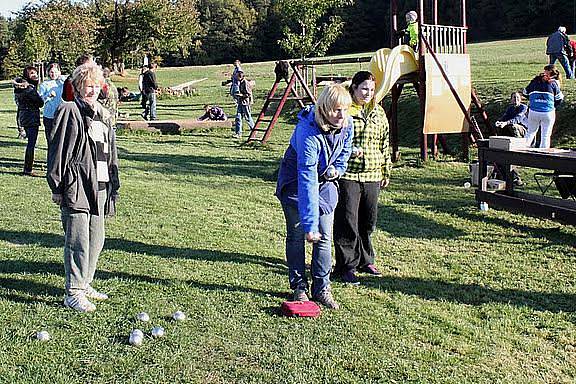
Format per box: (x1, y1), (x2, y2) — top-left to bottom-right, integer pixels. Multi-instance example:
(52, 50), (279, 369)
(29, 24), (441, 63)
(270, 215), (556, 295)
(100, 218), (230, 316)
(39, 63), (67, 147)
(63, 54), (93, 102)
(47, 60), (120, 313)
(568, 37), (576, 76)
(494, 91), (528, 186)
(396, 11), (419, 51)
(13, 65), (44, 176)
(546, 26), (573, 79)
(141, 63), (158, 121)
(523, 64), (564, 149)
(118, 87), (141, 102)
(98, 67), (119, 127)
(275, 84), (354, 309)
(230, 59), (242, 101)
(232, 71), (254, 138)
(138, 65), (148, 110)
(495, 92), (528, 138)
(332, 71), (391, 285)
(198, 104), (227, 121)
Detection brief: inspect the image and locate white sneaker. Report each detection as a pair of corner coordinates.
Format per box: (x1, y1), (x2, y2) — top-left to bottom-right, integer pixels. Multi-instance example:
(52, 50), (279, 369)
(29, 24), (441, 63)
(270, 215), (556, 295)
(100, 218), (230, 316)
(86, 286), (109, 301)
(64, 295), (96, 313)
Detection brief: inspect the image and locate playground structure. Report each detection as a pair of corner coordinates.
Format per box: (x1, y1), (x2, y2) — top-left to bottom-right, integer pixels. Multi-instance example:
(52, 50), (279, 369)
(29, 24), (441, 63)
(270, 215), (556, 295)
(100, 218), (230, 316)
(248, 0), (492, 161)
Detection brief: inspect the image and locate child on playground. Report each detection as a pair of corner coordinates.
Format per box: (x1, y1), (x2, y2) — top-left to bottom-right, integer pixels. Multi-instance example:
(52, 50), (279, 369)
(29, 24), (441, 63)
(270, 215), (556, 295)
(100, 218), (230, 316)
(397, 11), (419, 51)
(232, 71), (254, 138)
(198, 104), (227, 121)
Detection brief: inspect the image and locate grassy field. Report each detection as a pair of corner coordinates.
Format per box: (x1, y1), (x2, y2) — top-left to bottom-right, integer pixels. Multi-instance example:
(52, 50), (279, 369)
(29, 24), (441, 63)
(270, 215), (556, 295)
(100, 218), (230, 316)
(0, 36), (576, 383)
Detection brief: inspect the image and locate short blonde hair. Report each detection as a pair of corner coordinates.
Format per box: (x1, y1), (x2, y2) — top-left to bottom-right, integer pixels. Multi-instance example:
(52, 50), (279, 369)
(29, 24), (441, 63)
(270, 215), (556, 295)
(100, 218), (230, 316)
(314, 84), (352, 131)
(71, 60), (104, 95)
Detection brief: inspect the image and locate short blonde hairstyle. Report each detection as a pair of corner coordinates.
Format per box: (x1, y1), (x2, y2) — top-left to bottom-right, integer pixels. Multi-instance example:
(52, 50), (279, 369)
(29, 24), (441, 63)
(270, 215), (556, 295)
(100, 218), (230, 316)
(314, 84), (352, 131)
(71, 60), (104, 95)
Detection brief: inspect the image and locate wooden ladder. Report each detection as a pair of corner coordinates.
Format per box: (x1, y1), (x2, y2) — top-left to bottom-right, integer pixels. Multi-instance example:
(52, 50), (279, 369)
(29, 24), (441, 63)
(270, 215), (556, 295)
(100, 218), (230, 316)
(247, 63), (316, 144)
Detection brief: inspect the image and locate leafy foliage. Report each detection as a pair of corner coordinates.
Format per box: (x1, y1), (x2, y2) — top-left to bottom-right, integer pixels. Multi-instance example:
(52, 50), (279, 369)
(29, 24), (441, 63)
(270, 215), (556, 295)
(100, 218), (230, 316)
(274, 0), (353, 59)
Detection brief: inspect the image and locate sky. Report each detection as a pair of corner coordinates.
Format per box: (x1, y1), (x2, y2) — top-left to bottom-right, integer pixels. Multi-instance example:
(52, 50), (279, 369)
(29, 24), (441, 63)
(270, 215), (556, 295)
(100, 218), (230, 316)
(0, 0), (39, 18)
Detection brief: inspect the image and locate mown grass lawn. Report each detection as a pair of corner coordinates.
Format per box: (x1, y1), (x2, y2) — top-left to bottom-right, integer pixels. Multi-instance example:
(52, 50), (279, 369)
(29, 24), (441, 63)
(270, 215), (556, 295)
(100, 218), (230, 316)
(0, 36), (575, 383)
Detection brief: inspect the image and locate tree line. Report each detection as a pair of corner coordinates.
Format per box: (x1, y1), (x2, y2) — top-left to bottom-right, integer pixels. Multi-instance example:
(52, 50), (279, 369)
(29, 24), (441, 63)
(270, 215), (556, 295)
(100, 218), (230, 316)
(0, 0), (574, 79)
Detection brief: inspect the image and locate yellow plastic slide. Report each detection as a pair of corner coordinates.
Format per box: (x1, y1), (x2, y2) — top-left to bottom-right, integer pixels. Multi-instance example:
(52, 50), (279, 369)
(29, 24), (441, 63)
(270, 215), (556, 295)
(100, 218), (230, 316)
(369, 45), (419, 104)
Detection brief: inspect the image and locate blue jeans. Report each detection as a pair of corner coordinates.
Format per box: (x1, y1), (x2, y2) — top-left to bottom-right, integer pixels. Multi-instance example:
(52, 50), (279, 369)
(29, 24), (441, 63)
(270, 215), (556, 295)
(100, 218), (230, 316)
(282, 203), (334, 297)
(549, 54), (573, 79)
(234, 104), (254, 136)
(144, 92), (157, 120)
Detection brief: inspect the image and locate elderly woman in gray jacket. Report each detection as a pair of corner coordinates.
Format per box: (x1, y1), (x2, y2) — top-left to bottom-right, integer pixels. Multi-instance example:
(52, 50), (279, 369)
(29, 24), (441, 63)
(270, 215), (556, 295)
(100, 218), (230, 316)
(47, 60), (120, 313)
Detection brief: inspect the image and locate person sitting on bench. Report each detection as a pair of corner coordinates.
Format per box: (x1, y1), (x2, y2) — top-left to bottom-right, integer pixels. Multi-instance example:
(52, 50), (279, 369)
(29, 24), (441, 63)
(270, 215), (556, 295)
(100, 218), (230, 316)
(198, 104), (227, 121)
(495, 91), (528, 138)
(493, 91), (528, 187)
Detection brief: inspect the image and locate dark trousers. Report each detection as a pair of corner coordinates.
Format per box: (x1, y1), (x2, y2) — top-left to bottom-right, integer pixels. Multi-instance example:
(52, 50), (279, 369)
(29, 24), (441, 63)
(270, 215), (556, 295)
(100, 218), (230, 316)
(43, 117), (54, 148)
(23, 125), (39, 174)
(333, 179), (381, 274)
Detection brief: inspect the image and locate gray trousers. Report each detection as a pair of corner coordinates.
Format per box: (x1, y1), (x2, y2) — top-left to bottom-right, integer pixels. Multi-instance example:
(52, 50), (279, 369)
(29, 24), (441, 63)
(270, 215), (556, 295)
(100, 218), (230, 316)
(61, 189), (107, 296)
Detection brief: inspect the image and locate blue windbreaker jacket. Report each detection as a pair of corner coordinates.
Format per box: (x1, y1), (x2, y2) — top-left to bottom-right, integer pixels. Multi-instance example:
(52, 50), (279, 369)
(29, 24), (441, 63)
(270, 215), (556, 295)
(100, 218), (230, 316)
(276, 105), (354, 233)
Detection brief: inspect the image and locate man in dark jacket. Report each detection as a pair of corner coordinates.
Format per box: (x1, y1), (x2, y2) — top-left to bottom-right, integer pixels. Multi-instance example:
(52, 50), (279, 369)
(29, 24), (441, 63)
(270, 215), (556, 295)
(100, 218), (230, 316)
(546, 26), (573, 79)
(141, 63), (159, 120)
(13, 65), (44, 175)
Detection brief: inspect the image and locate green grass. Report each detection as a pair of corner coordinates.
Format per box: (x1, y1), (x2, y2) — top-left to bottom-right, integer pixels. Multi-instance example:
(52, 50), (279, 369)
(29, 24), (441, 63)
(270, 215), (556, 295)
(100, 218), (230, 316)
(1, 36), (576, 383)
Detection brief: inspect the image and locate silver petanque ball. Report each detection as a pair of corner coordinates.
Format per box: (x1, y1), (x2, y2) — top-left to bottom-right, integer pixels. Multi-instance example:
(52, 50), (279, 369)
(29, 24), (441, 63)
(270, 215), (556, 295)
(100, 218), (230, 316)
(325, 165), (337, 179)
(131, 329), (144, 338)
(172, 311), (186, 321)
(129, 333), (143, 346)
(151, 326), (165, 338)
(464, 182), (471, 188)
(129, 329), (144, 346)
(36, 330), (51, 342)
(136, 312), (150, 322)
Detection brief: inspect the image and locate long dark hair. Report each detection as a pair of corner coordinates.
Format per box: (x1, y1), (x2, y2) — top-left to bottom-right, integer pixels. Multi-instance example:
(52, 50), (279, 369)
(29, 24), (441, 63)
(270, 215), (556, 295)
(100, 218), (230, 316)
(350, 71), (375, 96)
(543, 64), (560, 81)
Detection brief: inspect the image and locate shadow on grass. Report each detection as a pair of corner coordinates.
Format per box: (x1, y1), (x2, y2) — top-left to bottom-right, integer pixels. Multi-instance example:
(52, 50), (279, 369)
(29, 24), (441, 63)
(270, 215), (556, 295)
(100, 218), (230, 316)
(119, 148), (279, 181)
(363, 275), (576, 314)
(387, 194), (576, 248)
(0, 276), (63, 305)
(0, 230), (287, 273)
(377, 204), (466, 239)
(186, 280), (287, 300)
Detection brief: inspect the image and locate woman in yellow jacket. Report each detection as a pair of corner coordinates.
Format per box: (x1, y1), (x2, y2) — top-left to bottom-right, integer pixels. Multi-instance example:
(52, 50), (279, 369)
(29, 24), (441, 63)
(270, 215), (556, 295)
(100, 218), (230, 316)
(333, 71), (391, 285)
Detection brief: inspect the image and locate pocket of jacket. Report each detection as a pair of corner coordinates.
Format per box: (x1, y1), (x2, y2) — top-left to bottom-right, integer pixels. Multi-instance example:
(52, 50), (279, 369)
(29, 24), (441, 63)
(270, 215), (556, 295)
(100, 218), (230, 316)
(63, 163), (80, 205)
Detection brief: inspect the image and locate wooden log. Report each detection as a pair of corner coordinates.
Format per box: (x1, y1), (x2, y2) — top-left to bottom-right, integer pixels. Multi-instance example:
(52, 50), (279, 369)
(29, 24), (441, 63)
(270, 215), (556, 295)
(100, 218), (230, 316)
(117, 119), (233, 134)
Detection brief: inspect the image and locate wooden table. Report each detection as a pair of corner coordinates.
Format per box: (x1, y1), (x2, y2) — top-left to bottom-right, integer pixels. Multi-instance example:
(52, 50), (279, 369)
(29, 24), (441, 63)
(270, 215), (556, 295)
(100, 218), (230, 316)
(476, 143), (576, 224)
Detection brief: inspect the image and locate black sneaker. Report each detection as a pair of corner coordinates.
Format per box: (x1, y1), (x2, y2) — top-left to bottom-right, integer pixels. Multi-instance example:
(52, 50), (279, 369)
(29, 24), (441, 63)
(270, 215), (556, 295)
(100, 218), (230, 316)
(341, 270), (360, 285)
(513, 177), (524, 187)
(359, 264), (383, 277)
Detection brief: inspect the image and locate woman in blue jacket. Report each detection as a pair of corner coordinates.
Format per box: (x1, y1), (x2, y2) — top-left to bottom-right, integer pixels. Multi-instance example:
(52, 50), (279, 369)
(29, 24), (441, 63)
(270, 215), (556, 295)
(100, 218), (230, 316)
(39, 63), (67, 148)
(523, 64), (564, 148)
(276, 84), (354, 309)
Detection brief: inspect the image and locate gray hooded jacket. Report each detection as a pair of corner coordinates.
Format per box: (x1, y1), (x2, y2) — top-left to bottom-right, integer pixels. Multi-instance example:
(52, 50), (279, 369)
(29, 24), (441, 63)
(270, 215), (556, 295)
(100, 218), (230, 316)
(47, 98), (120, 216)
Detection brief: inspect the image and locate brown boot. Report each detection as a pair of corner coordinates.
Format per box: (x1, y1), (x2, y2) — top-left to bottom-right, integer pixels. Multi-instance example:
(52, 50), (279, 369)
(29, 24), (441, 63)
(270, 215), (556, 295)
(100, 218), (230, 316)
(23, 148), (35, 176)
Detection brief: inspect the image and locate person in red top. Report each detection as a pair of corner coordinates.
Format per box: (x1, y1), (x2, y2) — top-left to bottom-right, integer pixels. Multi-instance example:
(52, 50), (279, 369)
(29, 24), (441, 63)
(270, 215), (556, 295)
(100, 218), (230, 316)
(63, 54), (93, 101)
(569, 38), (576, 76)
